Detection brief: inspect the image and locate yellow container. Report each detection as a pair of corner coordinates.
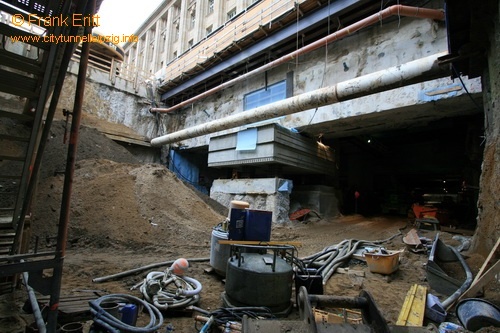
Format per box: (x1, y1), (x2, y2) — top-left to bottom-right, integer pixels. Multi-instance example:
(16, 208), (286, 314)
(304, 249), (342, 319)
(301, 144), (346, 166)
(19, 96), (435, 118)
(364, 250), (400, 274)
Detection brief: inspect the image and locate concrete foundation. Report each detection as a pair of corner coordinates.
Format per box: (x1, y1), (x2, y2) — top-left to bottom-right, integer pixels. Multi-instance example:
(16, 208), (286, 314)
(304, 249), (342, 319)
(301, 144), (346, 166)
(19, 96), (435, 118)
(290, 185), (341, 218)
(210, 178), (293, 223)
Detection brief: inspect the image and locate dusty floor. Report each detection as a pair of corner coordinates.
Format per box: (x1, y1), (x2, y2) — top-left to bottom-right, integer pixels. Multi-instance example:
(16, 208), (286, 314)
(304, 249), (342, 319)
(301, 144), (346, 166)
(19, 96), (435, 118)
(2, 214), (495, 333)
(0, 121), (498, 333)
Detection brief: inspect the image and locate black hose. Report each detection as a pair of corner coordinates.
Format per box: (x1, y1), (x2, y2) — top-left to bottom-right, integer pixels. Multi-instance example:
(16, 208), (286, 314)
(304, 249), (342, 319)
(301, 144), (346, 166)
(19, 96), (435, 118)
(205, 306), (275, 327)
(295, 231), (403, 285)
(441, 245), (473, 309)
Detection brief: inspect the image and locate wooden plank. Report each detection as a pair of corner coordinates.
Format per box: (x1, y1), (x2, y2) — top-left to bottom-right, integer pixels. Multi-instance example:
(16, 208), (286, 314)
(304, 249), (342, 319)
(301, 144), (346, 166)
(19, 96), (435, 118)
(0, 110), (34, 122)
(449, 237), (500, 309)
(0, 133), (30, 142)
(37, 294), (104, 315)
(218, 240), (302, 247)
(458, 260), (500, 301)
(0, 217), (12, 224)
(0, 175), (21, 180)
(396, 284), (427, 326)
(0, 154), (25, 161)
(0, 68), (38, 98)
(104, 133), (152, 147)
(0, 49), (43, 74)
(96, 127), (148, 141)
(473, 237), (500, 285)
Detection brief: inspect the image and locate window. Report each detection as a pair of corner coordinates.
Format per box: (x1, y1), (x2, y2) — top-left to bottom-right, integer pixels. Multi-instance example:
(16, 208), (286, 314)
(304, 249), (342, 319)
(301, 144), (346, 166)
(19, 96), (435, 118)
(244, 80), (287, 111)
(208, 0), (214, 14)
(159, 31), (166, 51)
(173, 51), (177, 59)
(206, 25), (213, 36)
(188, 39), (194, 49)
(174, 20), (179, 41)
(190, 9), (196, 29)
(227, 8), (236, 20)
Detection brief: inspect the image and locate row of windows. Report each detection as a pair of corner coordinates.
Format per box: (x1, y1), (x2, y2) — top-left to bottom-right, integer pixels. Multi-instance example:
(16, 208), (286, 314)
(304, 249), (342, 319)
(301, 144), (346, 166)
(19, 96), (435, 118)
(126, 1), (256, 74)
(174, 6), (236, 41)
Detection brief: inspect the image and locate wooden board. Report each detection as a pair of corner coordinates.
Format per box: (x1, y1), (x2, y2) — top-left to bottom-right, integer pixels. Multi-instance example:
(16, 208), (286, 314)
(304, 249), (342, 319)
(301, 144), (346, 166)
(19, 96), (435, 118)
(218, 240), (302, 247)
(37, 293), (103, 317)
(104, 133), (152, 147)
(457, 237), (500, 303)
(458, 260), (500, 301)
(396, 284), (427, 326)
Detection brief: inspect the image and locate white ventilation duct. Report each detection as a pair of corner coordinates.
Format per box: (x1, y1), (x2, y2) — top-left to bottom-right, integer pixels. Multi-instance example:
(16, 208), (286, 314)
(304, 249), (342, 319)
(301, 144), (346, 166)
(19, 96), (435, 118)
(150, 52), (448, 146)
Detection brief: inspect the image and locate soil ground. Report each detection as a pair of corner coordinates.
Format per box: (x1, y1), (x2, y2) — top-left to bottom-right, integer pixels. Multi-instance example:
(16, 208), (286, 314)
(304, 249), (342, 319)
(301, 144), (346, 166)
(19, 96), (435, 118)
(0, 121), (498, 333)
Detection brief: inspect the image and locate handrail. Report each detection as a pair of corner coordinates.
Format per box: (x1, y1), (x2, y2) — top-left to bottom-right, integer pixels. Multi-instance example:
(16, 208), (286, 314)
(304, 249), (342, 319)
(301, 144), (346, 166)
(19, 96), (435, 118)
(71, 47), (150, 86)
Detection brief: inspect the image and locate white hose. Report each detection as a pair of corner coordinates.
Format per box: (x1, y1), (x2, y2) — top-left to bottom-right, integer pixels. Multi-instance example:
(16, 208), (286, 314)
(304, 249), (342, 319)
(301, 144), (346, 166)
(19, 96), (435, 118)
(137, 270), (202, 311)
(178, 276), (203, 296)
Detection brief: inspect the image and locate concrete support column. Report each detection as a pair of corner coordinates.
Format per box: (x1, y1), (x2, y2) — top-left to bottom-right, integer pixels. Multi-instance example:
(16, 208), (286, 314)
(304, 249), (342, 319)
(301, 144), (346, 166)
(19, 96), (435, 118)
(194, 0), (204, 42)
(139, 30), (150, 72)
(214, 0), (225, 28)
(151, 21), (161, 73)
(134, 37), (142, 72)
(178, 0), (188, 54)
(164, 8), (174, 63)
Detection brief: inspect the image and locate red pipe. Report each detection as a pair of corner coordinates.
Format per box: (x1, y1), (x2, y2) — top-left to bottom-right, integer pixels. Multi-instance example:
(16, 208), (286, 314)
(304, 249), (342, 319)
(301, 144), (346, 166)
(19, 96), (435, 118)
(150, 5), (445, 114)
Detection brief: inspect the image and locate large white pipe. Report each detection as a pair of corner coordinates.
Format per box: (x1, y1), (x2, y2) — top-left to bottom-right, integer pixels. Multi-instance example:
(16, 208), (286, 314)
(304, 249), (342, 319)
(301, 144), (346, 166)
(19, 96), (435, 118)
(150, 52), (448, 146)
(150, 5), (444, 114)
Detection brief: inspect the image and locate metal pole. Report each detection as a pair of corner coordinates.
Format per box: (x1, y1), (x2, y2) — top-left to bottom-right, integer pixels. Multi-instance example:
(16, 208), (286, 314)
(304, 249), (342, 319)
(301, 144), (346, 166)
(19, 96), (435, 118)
(46, 0), (95, 331)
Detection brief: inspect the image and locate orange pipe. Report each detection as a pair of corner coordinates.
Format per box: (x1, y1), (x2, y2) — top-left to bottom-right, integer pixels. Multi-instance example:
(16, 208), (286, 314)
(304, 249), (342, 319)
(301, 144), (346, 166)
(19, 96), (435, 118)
(150, 5), (445, 114)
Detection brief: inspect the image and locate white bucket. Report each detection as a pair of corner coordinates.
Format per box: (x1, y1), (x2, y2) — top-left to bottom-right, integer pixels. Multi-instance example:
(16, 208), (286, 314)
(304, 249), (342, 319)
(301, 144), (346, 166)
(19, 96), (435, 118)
(210, 227), (231, 277)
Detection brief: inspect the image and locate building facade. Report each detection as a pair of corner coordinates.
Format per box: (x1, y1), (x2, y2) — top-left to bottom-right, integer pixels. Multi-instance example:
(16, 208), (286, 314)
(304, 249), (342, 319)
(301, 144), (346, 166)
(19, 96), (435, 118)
(123, 0), (259, 75)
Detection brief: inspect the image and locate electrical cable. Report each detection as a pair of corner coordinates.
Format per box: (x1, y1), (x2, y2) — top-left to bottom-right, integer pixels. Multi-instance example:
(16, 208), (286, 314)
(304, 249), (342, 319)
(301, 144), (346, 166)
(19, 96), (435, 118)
(452, 65), (483, 113)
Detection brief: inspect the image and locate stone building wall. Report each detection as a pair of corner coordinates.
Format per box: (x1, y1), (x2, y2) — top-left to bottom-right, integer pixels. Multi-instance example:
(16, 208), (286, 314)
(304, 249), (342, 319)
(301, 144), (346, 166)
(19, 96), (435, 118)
(57, 62), (157, 140)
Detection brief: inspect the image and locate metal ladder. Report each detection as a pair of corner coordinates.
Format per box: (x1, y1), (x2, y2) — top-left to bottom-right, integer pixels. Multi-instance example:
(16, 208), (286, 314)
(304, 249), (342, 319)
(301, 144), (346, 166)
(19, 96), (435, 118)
(0, 0), (95, 331)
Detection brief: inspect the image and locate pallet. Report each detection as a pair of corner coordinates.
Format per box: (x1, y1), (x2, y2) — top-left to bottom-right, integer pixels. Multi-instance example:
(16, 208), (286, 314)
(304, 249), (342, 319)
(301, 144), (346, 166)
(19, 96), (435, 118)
(37, 293), (103, 323)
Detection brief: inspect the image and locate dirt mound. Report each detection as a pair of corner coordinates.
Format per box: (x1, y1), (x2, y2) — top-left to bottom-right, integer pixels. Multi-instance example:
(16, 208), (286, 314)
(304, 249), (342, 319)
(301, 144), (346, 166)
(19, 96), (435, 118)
(32, 120), (226, 251)
(39, 120), (140, 179)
